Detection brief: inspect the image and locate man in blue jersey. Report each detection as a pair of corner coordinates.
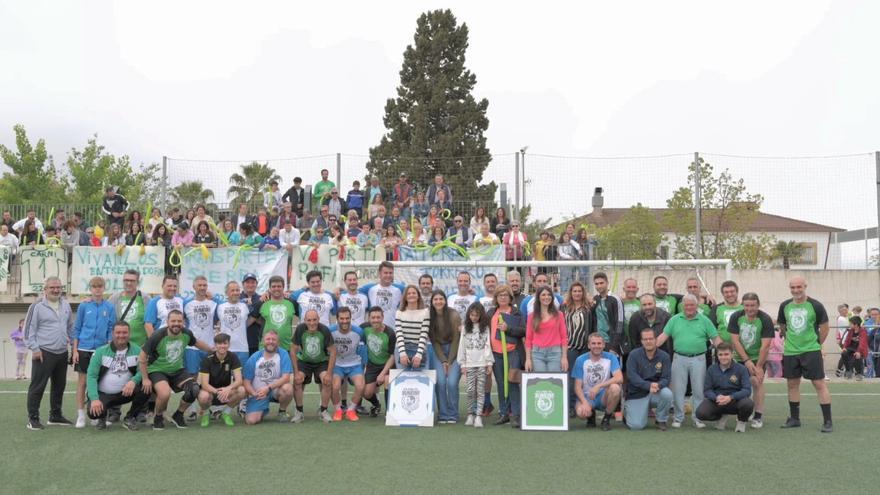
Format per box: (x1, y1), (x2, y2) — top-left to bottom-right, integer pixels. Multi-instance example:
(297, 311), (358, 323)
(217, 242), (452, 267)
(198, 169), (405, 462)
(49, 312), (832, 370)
(571, 333), (623, 431)
(242, 331), (294, 425)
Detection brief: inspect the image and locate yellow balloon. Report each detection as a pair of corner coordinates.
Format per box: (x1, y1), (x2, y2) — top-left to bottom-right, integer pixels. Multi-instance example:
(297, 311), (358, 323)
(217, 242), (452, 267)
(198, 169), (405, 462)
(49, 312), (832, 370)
(94, 226), (104, 238)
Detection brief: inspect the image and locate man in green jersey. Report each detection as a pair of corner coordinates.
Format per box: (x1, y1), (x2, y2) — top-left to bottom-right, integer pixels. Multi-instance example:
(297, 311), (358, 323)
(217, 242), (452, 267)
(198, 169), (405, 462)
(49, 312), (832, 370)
(107, 269), (152, 423)
(86, 321), (148, 431)
(728, 292), (774, 429)
(709, 280), (744, 346)
(652, 276), (680, 315)
(313, 168), (336, 211)
(250, 275), (296, 352)
(139, 310), (212, 430)
(621, 278), (641, 329)
(777, 276), (833, 433)
(361, 306), (396, 416)
(292, 309), (337, 423)
(676, 277), (714, 317)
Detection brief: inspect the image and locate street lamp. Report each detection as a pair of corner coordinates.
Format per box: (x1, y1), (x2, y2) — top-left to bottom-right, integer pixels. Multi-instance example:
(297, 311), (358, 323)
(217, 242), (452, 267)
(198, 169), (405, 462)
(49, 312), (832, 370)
(520, 146), (529, 205)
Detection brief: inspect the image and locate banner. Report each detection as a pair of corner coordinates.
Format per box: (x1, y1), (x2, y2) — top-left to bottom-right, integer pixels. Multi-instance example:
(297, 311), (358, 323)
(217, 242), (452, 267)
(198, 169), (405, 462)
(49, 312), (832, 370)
(395, 245), (505, 297)
(289, 245), (386, 289)
(0, 246), (9, 292)
(521, 372), (569, 431)
(386, 369), (436, 427)
(70, 247), (166, 295)
(19, 246), (68, 296)
(179, 247), (288, 299)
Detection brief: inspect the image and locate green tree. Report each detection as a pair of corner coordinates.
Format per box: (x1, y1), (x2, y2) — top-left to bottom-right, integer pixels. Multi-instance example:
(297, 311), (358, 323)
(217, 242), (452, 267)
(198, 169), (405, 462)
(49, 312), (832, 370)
(0, 125), (68, 203)
(773, 240), (806, 269)
(171, 180), (215, 209)
(595, 204), (664, 260)
(367, 9), (494, 210)
(227, 161), (280, 207)
(664, 157), (775, 269)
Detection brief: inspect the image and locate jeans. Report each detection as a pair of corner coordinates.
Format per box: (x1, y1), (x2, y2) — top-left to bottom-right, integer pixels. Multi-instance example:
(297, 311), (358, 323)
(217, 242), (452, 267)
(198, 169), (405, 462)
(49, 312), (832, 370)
(27, 349), (68, 420)
(559, 268), (576, 295)
(492, 349), (522, 418)
(670, 353), (706, 423)
(433, 343), (461, 421)
(624, 388), (673, 430)
(567, 347), (587, 410)
(395, 342), (429, 370)
(531, 345), (562, 372)
(696, 397), (755, 422)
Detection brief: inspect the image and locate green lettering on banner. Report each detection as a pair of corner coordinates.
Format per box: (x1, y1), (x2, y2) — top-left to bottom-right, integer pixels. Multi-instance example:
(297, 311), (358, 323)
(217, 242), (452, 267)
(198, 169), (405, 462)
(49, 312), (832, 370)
(70, 247), (166, 295)
(0, 246), (10, 292)
(289, 245), (387, 289)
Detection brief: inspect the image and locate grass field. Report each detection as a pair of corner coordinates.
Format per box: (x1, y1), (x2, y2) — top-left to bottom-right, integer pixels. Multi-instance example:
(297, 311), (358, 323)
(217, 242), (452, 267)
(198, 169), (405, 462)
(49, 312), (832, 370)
(4, 379), (878, 495)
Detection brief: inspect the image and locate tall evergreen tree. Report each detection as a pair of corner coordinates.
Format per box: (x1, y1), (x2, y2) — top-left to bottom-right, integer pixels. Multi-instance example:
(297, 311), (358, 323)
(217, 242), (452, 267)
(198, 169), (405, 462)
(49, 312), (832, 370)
(367, 9), (494, 210)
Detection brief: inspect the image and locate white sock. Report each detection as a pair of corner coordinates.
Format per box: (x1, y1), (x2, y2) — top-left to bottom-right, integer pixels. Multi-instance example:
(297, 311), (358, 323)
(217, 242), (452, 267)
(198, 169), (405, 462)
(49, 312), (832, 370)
(224, 406), (232, 414)
(77, 409), (85, 418)
(348, 403), (356, 411)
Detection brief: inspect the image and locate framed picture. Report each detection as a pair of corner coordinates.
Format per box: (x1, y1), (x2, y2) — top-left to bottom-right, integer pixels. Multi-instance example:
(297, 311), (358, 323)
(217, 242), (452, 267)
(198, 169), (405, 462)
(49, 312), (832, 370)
(520, 372), (569, 431)
(386, 369), (437, 427)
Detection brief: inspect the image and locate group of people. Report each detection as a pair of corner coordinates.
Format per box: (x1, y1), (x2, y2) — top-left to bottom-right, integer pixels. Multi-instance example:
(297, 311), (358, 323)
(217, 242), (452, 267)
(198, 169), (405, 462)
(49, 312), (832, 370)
(20, 259), (836, 434)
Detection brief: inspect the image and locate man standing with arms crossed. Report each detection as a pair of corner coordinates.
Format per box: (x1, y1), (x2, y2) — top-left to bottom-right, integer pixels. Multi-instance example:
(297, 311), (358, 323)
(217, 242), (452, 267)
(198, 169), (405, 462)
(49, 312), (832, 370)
(777, 276), (833, 432)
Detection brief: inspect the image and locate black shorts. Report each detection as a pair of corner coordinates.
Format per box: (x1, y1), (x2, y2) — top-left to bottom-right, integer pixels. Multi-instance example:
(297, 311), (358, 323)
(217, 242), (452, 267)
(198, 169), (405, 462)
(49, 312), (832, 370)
(74, 350), (93, 373)
(782, 350), (825, 380)
(149, 370), (195, 392)
(299, 361), (329, 385)
(364, 363), (385, 385)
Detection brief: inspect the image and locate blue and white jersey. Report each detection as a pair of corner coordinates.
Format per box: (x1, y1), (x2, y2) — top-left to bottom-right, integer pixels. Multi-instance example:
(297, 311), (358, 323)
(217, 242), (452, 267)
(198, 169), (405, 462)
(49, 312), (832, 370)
(244, 350), (292, 391)
(359, 282), (405, 329)
(291, 289), (337, 326)
(571, 351), (621, 393)
(519, 292), (563, 318)
(338, 291), (369, 326)
(330, 324), (365, 367)
(144, 296), (184, 330)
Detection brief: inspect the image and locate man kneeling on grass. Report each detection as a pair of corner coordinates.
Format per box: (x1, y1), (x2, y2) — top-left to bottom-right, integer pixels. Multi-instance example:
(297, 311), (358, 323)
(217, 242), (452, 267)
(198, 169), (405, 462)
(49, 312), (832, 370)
(197, 333), (246, 427)
(571, 333), (623, 431)
(695, 342), (754, 433)
(86, 322), (149, 431)
(243, 331), (294, 425)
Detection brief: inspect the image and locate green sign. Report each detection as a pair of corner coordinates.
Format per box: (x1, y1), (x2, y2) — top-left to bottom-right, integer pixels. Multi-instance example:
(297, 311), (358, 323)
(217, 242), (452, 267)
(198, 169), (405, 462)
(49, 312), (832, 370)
(521, 373), (568, 431)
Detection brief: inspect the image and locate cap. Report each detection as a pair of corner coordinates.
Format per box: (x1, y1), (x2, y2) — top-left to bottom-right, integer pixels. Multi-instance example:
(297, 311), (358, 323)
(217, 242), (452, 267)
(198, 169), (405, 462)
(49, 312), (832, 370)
(242, 273), (258, 283)
(399, 172), (407, 177)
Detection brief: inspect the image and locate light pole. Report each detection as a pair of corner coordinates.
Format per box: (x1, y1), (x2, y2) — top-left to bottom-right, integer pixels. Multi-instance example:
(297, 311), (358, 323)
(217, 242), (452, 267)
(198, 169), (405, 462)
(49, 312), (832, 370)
(520, 146), (529, 206)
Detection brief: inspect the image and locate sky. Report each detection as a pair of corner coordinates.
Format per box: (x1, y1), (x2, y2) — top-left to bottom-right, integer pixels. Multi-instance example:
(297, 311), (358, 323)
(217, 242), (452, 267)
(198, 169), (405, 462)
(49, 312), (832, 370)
(1, 0), (879, 249)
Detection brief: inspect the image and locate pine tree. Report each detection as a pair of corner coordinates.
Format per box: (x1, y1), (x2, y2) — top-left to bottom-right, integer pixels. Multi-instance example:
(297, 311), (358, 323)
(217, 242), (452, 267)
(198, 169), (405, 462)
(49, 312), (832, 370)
(367, 9), (493, 213)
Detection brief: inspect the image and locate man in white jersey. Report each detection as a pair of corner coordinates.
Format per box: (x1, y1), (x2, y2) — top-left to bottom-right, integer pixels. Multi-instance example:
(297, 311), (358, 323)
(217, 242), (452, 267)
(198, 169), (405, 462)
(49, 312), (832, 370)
(216, 281), (251, 364)
(330, 307), (365, 421)
(359, 261), (405, 329)
(290, 270), (337, 326)
(183, 276), (218, 375)
(243, 331), (294, 425)
(448, 271), (477, 322)
(144, 276), (184, 337)
(479, 273), (498, 314)
(337, 271), (369, 326)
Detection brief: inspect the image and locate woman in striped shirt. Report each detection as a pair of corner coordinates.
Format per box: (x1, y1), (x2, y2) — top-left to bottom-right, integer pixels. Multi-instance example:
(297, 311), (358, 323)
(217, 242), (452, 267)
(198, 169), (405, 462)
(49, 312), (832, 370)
(395, 285), (430, 370)
(563, 281), (592, 415)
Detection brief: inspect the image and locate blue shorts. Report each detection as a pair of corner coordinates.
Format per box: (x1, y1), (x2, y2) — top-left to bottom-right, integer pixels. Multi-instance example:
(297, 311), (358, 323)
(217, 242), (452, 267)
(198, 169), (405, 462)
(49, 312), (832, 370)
(245, 389), (281, 413)
(333, 363), (364, 379)
(583, 388), (606, 411)
(185, 349), (209, 375)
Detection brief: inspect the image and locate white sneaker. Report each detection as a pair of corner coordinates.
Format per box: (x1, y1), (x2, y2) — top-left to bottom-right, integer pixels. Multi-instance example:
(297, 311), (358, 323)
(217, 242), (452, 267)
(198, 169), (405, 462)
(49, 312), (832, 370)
(750, 417), (763, 429)
(320, 410), (333, 423)
(465, 414), (475, 426)
(735, 420), (747, 433)
(90, 419), (99, 427)
(290, 410), (304, 424)
(693, 419), (706, 429)
(671, 420), (682, 428)
(75, 416), (86, 429)
(474, 416), (483, 428)
(714, 416), (727, 430)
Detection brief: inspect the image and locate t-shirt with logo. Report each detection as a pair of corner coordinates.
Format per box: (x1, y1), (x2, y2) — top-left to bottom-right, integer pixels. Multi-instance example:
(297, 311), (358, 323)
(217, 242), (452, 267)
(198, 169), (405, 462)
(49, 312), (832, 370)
(571, 351), (621, 395)
(330, 325), (364, 368)
(143, 328), (197, 374)
(710, 303), (745, 344)
(216, 301), (250, 353)
(727, 309), (775, 362)
(99, 348), (135, 394)
(293, 324), (334, 364)
(291, 289), (337, 326)
(360, 283), (405, 329)
(244, 350), (293, 391)
(448, 293), (477, 323)
(362, 326), (397, 366)
(777, 297), (828, 356)
(479, 296), (496, 315)
(199, 351), (242, 389)
(116, 294), (148, 347)
(253, 299), (296, 351)
(184, 298), (218, 351)
(144, 296), (184, 331)
(653, 295), (678, 315)
(338, 292), (369, 326)
(622, 299), (641, 327)
(676, 299), (712, 317)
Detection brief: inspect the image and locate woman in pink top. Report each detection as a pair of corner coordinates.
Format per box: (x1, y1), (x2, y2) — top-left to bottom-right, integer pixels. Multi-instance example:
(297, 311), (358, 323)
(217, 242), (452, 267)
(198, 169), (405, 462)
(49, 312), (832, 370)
(525, 286), (569, 373)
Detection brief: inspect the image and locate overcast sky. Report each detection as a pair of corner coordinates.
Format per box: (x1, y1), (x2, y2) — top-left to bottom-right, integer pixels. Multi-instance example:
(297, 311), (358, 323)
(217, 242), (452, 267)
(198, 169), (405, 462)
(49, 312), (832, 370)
(2, 0), (879, 242)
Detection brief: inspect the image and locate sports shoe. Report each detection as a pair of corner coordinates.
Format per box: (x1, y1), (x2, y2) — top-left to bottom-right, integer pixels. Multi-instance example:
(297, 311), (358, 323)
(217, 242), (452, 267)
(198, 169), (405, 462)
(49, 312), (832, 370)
(107, 410), (121, 424)
(600, 416), (612, 431)
(185, 410), (198, 422)
(714, 417), (728, 430)
(356, 404), (369, 415)
(200, 414), (211, 428)
(671, 420), (682, 429)
(821, 421), (833, 433)
(277, 411), (292, 423)
(153, 415), (165, 431)
(481, 402), (495, 417)
(369, 406), (380, 418)
(735, 420), (747, 433)
(655, 420), (668, 431)
(90, 419), (99, 427)
(95, 418), (107, 431)
(780, 417), (801, 428)
(135, 412), (147, 424)
(465, 414), (475, 426)
(494, 415), (510, 426)
(171, 410), (188, 429)
(693, 418), (706, 429)
(321, 409), (333, 423)
(750, 417), (764, 429)
(345, 410), (359, 422)
(586, 416), (597, 428)
(75, 415), (86, 429)
(222, 413), (235, 427)
(437, 419), (448, 425)
(47, 415), (73, 426)
(835, 368), (844, 378)
(856, 374), (864, 381)
(474, 416), (483, 428)
(510, 415), (521, 429)
(332, 409), (344, 422)
(27, 418), (44, 430)
(122, 417), (139, 431)
(290, 410), (305, 424)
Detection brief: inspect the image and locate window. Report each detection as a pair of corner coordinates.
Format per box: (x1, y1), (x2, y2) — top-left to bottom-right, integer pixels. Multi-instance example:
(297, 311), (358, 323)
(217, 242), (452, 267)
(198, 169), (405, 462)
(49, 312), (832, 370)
(794, 242), (818, 265)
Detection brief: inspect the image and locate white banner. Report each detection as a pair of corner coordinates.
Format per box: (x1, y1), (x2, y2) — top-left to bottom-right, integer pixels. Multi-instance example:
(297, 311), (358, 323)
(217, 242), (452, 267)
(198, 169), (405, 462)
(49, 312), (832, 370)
(289, 245), (386, 289)
(395, 245), (505, 297)
(386, 369), (436, 427)
(19, 246), (67, 296)
(179, 247), (288, 299)
(0, 246), (9, 292)
(70, 246), (166, 295)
